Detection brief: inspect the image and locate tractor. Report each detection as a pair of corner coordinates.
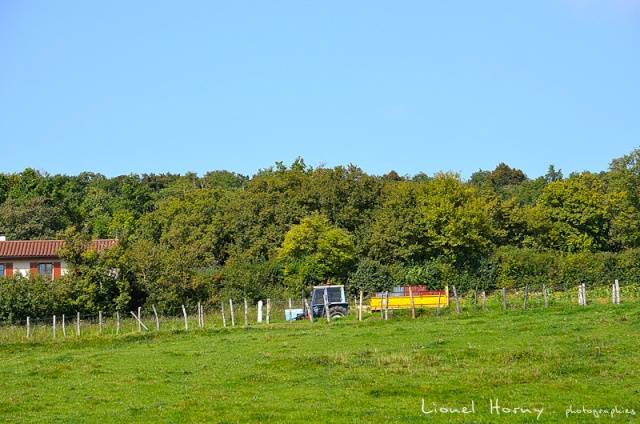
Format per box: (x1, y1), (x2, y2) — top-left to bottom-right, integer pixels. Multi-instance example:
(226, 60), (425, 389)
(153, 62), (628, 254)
(306, 284), (349, 319)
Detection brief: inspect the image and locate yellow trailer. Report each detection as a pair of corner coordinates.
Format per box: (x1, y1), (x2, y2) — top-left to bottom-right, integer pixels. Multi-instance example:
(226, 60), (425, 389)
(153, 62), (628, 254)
(370, 287), (449, 311)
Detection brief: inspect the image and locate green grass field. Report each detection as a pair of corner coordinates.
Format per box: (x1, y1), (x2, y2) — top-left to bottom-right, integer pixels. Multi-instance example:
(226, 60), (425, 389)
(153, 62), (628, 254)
(0, 302), (638, 423)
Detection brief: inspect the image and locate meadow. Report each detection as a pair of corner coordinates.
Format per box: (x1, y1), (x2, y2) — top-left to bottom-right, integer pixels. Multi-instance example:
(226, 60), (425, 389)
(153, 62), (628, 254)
(0, 299), (638, 423)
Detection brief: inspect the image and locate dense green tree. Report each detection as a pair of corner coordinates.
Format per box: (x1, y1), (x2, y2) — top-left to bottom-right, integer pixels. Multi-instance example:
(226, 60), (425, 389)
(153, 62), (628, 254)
(420, 172), (494, 265)
(278, 214), (355, 294)
(368, 180), (427, 264)
(56, 227), (125, 313)
(0, 196), (66, 239)
(349, 257), (392, 295)
(545, 165), (563, 183)
(487, 163), (527, 188)
(607, 149), (640, 249)
(536, 173), (609, 252)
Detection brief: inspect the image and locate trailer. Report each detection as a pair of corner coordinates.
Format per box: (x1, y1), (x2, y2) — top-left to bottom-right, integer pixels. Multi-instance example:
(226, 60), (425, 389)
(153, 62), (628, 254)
(370, 286), (449, 311)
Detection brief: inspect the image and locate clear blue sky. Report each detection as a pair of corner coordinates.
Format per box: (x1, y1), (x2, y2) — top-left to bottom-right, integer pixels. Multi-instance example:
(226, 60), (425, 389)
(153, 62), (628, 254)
(1, 1), (639, 180)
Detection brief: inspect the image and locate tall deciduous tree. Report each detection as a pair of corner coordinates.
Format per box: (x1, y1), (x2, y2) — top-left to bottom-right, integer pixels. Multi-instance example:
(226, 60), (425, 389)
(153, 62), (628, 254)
(278, 214), (355, 294)
(536, 172), (609, 252)
(420, 172), (494, 265)
(607, 149), (640, 249)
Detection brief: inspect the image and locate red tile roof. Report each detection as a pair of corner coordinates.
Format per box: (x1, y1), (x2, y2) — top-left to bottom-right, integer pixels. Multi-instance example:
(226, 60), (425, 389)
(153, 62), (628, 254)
(0, 239), (117, 259)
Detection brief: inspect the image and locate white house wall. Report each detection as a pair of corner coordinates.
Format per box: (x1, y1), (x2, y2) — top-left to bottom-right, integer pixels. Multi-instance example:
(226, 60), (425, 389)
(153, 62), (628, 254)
(10, 260), (69, 277)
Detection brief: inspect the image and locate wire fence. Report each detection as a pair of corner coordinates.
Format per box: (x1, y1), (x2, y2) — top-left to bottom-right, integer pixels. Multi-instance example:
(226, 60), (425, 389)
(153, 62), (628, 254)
(1, 282), (638, 343)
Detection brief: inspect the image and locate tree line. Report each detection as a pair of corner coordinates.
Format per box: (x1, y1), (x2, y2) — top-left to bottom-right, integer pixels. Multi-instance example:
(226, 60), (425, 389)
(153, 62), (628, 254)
(2, 150), (640, 320)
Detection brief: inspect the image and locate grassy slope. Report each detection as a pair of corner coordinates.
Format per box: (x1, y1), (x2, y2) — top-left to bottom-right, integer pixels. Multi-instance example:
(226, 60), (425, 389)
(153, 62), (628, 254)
(0, 304), (638, 423)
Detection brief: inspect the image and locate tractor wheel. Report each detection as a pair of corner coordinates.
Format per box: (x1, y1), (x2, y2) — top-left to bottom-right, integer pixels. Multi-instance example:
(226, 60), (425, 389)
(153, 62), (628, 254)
(329, 306), (348, 318)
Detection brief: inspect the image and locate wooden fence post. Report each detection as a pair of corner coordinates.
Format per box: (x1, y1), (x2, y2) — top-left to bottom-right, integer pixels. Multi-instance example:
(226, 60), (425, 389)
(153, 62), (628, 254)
(543, 284), (548, 308)
(77, 312), (81, 337)
(152, 305), (160, 331)
(130, 311), (149, 331)
(578, 285), (582, 306)
(288, 298), (293, 323)
(304, 299), (313, 323)
(182, 305), (188, 330)
(221, 301), (227, 328)
(99, 311), (103, 335)
(523, 284), (529, 310)
(116, 311), (120, 335)
(578, 284), (583, 306)
(409, 286), (416, 319)
(257, 300), (263, 323)
(137, 307), (142, 332)
(229, 299), (235, 326)
(359, 290), (363, 322)
(452, 285), (460, 314)
(244, 299), (249, 326)
(27, 317), (30, 338)
(323, 290), (331, 323)
(578, 284), (587, 306)
(62, 314), (66, 337)
(502, 287), (507, 310)
(266, 299), (270, 324)
(482, 291), (486, 311)
(384, 291), (389, 321)
(53, 315), (56, 339)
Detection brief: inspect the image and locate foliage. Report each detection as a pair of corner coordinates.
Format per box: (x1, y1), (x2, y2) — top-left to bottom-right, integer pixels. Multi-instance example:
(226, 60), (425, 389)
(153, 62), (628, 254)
(2, 149), (640, 314)
(278, 214), (355, 294)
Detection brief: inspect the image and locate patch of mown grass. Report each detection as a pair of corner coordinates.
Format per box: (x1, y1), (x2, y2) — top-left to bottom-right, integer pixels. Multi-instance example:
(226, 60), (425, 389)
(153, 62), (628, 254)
(0, 302), (638, 423)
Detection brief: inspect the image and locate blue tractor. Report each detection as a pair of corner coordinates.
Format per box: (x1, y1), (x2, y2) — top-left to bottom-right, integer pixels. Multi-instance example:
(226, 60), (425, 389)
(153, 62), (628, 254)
(307, 285), (349, 319)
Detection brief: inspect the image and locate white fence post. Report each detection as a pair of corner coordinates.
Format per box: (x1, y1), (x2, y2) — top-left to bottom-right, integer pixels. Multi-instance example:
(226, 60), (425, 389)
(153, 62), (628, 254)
(153, 305), (160, 330)
(288, 298), (293, 323)
(182, 305), (188, 330)
(266, 299), (271, 325)
(323, 293), (331, 323)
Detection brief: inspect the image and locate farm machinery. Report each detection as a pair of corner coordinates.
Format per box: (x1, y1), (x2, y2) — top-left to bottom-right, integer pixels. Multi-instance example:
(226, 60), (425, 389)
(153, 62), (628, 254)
(288, 285), (350, 320)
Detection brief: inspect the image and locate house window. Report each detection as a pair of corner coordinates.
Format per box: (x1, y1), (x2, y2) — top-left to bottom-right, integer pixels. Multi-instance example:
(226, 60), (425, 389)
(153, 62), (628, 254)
(39, 263), (53, 279)
(0, 264), (4, 277)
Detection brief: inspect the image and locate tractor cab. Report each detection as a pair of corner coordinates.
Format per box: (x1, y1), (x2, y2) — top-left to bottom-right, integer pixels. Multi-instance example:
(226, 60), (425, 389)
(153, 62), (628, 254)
(309, 285), (349, 318)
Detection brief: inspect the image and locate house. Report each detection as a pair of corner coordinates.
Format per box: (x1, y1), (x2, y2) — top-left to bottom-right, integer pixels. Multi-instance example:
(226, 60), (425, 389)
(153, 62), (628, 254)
(0, 233), (117, 279)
